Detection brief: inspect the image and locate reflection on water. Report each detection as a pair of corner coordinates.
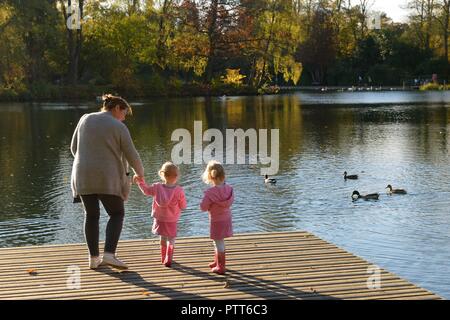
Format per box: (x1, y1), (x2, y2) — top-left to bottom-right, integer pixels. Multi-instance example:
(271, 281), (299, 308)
(296, 90), (450, 105)
(0, 91), (449, 298)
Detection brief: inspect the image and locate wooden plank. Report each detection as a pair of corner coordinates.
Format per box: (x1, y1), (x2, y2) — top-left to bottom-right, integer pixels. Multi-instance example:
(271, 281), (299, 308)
(0, 231), (441, 300)
(0, 268), (400, 296)
(0, 262), (373, 285)
(0, 257), (369, 276)
(0, 249), (353, 269)
(0, 248), (361, 268)
(11, 281), (431, 300)
(0, 239), (336, 259)
(0, 278), (415, 300)
(0, 231), (312, 253)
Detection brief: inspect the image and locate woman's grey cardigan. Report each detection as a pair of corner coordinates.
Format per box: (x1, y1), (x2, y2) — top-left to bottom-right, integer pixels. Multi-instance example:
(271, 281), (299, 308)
(71, 111), (144, 201)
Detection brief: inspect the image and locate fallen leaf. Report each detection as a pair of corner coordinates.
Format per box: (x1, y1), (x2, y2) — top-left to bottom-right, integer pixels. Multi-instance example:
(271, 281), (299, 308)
(27, 269), (37, 275)
(141, 290), (151, 296)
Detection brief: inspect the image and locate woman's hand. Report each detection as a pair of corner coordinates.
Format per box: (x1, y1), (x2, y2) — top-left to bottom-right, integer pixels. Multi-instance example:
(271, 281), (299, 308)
(133, 175), (144, 184)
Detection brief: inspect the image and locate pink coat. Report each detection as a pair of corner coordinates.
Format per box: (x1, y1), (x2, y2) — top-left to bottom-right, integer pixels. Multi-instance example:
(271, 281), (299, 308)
(200, 183), (234, 222)
(137, 182), (186, 222)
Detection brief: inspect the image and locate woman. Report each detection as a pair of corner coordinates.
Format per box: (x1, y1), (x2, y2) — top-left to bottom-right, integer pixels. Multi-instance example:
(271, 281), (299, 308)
(71, 94), (144, 270)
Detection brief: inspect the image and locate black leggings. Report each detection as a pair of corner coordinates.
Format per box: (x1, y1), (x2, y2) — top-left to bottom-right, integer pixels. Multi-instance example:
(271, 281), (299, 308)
(80, 194), (125, 257)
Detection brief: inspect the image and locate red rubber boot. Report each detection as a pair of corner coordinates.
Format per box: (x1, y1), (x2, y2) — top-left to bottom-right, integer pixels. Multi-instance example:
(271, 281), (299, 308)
(160, 244), (167, 264)
(211, 251), (226, 275)
(164, 244), (174, 267)
(209, 251), (218, 269)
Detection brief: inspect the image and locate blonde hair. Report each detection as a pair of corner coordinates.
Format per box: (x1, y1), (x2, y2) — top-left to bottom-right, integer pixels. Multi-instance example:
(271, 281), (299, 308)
(101, 94), (133, 116)
(202, 160), (225, 185)
(158, 161), (179, 183)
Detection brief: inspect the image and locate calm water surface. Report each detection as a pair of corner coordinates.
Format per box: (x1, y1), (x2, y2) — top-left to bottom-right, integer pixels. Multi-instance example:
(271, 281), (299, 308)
(0, 91), (449, 298)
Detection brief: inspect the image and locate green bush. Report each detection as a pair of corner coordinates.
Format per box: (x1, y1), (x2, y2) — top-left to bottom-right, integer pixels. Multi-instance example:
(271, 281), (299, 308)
(0, 85), (29, 100)
(0, 78), (261, 101)
(29, 81), (55, 100)
(367, 64), (404, 86)
(141, 73), (167, 96)
(210, 81), (257, 95)
(111, 68), (143, 97)
(167, 77), (184, 94)
(257, 84), (280, 95)
(419, 83), (450, 91)
(415, 58), (448, 76)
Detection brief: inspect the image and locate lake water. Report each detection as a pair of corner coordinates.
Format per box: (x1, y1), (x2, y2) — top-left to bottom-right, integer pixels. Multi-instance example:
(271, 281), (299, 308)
(0, 91), (449, 298)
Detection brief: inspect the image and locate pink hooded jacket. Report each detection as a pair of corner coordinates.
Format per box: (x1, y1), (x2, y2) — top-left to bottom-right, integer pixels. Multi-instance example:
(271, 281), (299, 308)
(200, 183), (234, 222)
(138, 182), (186, 222)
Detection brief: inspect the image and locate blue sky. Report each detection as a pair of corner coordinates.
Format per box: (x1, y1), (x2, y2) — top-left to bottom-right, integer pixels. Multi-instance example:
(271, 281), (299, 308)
(372, 0), (409, 22)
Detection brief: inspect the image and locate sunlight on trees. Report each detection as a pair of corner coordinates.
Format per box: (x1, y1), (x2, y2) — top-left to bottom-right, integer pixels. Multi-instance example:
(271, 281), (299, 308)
(1, 0), (449, 100)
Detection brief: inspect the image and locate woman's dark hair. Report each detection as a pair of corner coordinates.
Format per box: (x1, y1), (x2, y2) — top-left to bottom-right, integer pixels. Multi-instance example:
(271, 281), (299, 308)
(101, 94), (132, 115)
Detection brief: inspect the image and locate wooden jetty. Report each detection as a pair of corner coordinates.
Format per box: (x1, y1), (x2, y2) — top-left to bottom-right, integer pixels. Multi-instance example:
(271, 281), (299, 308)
(0, 231), (441, 300)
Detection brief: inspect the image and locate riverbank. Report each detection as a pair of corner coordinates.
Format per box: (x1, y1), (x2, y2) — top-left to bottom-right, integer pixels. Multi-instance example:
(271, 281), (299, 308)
(0, 83), (263, 102)
(281, 85), (421, 92)
(1, 83), (438, 103)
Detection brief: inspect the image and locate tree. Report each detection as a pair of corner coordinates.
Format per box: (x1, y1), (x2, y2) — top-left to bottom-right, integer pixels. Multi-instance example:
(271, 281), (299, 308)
(82, 1), (152, 91)
(0, 3), (27, 95)
(407, 0), (436, 51)
(246, 0), (302, 87)
(154, 0), (179, 69)
(435, 0), (450, 67)
(4, 0), (63, 85)
(297, 4), (336, 85)
(59, 0), (85, 85)
(170, 0), (209, 78)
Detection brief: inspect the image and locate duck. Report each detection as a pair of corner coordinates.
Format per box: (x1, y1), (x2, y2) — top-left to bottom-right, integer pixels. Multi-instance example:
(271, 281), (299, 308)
(352, 190), (379, 201)
(264, 175), (277, 184)
(344, 171), (358, 180)
(386, 184), (407, 194)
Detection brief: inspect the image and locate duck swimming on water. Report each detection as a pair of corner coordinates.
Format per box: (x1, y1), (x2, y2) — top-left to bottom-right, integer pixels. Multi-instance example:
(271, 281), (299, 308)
(352, 190), (379, 201)
(344, 171), (358, 180)
(386, 185), (407, 194)
(264, 175), (277, 184)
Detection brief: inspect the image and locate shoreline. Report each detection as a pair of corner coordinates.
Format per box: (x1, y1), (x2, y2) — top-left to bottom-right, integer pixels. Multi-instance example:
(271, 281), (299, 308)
(0, 84), (431, 102)
(1, 84), (448, 104)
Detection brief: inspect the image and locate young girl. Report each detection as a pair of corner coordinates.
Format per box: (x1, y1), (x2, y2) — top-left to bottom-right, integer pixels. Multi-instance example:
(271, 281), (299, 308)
(200, 160), (234, 275)
(134, 162), (186, 267)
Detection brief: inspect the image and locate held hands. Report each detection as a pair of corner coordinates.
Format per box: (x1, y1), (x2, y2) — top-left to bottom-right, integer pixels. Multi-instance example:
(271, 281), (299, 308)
(133, 175), (145, 185)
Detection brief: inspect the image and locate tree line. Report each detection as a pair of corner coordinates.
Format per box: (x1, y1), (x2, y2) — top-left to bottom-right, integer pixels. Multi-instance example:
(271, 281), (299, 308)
(0, 0), (449, 100)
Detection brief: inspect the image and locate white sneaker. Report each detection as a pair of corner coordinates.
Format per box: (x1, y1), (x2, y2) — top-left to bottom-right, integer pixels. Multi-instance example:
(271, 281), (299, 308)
(89, 256), (102, 269)
(101, 252), (128, 270)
